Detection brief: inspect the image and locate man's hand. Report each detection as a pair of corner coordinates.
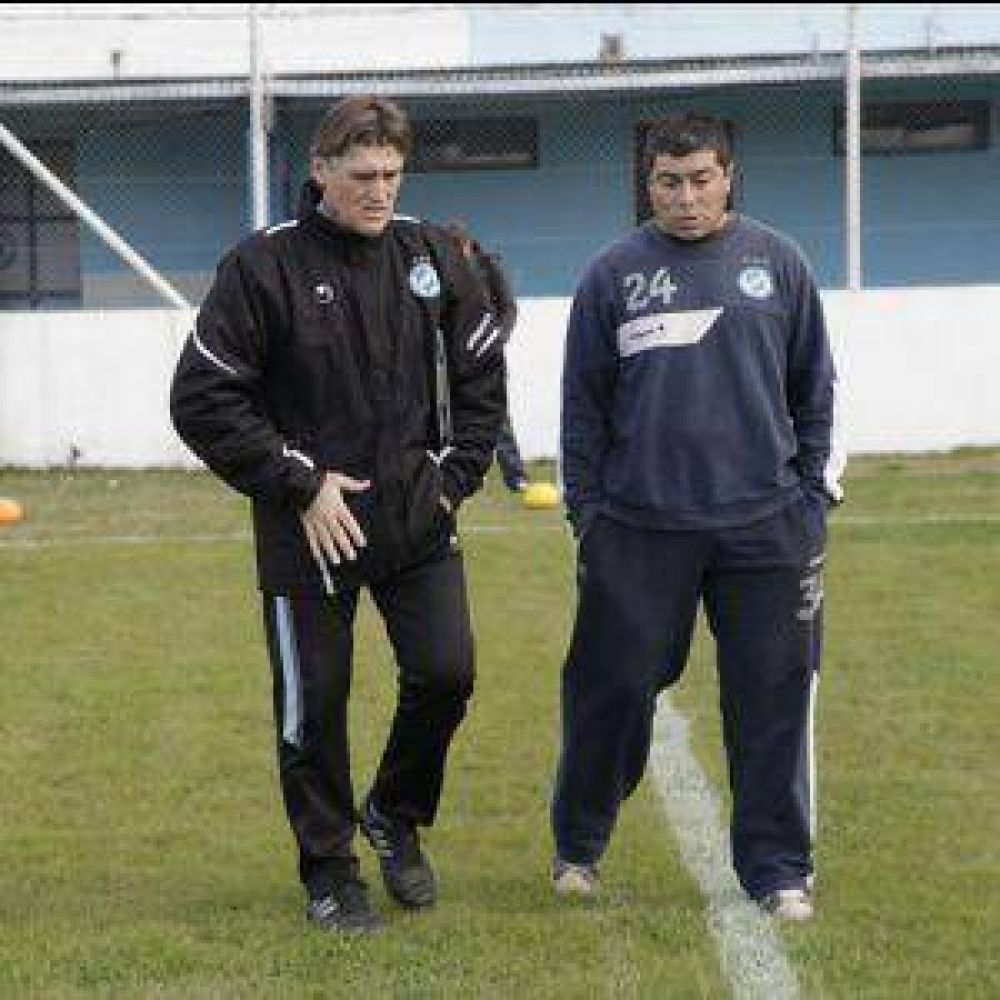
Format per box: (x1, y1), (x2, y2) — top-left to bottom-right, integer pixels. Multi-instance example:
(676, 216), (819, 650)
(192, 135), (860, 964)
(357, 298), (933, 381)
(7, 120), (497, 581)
(300, 472), (371, 570)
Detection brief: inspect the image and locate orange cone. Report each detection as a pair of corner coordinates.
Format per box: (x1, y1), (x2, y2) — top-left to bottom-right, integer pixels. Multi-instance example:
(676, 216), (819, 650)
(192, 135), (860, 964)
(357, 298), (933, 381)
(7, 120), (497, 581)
(0, 498), (25, 526)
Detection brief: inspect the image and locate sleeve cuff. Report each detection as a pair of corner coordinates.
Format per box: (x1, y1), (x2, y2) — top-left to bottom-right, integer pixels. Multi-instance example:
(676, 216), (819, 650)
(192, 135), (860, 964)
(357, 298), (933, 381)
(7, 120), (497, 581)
(285, 461), (324, 512)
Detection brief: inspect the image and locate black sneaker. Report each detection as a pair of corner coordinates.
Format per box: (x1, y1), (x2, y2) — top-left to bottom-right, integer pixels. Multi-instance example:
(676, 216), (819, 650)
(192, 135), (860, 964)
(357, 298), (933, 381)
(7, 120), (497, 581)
(359, 797), (437, 910)
(305, 878), (384, 934)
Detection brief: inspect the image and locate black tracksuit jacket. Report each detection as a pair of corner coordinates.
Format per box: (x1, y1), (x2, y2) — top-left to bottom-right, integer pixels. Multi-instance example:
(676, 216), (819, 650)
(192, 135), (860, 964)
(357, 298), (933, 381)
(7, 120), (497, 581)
(170, 193), (506, 593)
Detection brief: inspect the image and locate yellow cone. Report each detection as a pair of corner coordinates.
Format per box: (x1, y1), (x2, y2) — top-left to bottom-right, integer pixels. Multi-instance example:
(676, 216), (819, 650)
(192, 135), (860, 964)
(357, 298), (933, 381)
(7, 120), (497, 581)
(522, 481), (560, 510)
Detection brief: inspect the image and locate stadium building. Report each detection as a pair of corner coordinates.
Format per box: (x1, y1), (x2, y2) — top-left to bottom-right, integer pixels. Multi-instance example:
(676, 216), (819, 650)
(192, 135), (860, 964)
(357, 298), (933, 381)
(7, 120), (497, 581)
(2, 3), (999, 308)
(2, 4), (999, 466)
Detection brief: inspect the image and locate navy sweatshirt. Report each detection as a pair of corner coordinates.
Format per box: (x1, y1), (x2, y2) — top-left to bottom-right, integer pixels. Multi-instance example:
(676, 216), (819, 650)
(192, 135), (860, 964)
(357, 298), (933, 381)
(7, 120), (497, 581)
(561, 215), (840, 537)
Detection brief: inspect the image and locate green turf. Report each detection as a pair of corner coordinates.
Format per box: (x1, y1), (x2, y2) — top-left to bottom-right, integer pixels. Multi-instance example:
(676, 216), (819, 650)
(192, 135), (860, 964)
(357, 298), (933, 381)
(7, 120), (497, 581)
(1, 452), (997, 998)
(674, 450), (1000, 999)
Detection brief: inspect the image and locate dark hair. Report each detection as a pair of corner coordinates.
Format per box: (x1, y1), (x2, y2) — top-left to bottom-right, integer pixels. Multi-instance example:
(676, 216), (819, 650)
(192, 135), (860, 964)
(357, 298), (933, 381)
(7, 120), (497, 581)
(643, 113), (735, 175)
(444, 218), (472, 244)
(310, 95), (412, 160)
(444, 218), (480, 259)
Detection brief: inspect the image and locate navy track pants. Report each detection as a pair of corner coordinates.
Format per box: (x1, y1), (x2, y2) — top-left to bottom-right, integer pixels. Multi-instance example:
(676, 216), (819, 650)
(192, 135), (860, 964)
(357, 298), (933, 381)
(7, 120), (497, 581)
(551, 493), (826, 897)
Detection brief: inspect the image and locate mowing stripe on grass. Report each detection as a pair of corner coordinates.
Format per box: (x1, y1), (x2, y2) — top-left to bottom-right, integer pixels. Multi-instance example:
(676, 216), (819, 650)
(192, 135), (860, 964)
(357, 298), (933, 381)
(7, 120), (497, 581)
(0, 525), (561, 549)
(836, 512), (1000, 525)
(0, 531), (251, 548)
(650, 697), (803, 1000)
(2, 510), (999, 551)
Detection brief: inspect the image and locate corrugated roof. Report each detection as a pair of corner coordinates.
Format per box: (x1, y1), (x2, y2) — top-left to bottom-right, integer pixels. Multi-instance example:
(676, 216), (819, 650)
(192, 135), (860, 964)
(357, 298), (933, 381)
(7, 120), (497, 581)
(2, 46), (999, 106)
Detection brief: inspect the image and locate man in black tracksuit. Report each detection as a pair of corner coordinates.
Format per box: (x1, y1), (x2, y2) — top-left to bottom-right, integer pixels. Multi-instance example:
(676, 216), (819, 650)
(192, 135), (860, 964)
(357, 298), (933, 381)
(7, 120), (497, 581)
(170, 96), (505, 933)
(551, 113), (843, 921)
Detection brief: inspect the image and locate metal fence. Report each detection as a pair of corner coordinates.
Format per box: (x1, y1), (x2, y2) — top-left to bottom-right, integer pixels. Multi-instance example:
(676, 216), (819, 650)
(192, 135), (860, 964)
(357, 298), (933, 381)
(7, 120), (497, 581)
(2, 4), (999, 310)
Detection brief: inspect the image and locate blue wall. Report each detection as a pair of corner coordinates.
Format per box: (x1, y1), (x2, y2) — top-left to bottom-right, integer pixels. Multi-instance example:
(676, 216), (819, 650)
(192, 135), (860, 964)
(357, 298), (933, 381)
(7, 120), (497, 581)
(397, 97), (635, 296)
(853, 78), (1000, 286)
(395, 77), (1000, 294)
(75, 110), (248, 286)
(11, 73), (997, 307)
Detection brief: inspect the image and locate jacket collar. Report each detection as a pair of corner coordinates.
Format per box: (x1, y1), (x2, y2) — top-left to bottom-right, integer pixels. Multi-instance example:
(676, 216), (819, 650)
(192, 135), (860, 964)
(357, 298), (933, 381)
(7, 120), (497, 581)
(297, 180), (389, 263)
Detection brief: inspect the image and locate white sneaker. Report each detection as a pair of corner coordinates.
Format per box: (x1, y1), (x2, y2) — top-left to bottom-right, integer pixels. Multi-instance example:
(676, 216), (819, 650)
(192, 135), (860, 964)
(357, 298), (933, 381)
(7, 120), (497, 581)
(759, 887), (814, 922)
(552, 858), (599, 895)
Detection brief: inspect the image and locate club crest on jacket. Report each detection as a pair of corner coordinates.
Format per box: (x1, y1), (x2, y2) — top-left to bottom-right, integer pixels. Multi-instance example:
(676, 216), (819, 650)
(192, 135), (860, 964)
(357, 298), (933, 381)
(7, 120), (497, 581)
(409, 260), (441, 298)
(737, 265), (773, 299)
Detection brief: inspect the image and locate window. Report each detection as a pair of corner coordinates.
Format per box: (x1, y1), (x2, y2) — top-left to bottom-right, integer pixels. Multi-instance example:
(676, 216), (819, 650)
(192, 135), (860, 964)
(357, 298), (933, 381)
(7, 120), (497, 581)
(834, 101), (990, 155)
(409, 117), (538, 173)
(0, 140), (81, 308)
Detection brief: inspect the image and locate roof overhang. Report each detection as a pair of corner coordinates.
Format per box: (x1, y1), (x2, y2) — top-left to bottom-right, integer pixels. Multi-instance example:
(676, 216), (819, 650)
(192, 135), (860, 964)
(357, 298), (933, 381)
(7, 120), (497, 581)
(3, 46), (999, 107)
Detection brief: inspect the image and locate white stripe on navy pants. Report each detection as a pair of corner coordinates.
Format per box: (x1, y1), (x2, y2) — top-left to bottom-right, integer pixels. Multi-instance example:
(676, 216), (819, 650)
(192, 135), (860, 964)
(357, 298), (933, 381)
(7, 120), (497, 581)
(552, 491), (825, 898)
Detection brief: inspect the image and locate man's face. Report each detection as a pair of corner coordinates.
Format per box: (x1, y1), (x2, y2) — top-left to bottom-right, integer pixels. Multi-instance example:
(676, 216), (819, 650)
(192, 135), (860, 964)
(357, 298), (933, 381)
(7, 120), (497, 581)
(311, 142), (404, 237)
(647, 149), (732, 241)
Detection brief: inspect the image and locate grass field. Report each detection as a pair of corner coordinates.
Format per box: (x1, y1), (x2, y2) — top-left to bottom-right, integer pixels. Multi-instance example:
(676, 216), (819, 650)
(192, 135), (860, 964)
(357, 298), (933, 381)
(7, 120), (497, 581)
(0, 452), (997, 999)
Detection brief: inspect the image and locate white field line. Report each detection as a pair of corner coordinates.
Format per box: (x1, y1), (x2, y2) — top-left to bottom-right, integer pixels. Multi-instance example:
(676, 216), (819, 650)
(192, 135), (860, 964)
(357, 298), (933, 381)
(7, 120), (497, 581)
(650, 698), (803, 1000)
(1, 510), (998, 550)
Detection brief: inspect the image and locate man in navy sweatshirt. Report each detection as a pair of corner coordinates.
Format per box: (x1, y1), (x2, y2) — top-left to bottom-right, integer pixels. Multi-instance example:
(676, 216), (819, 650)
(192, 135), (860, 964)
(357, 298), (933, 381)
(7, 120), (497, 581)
(551, 112), (843, 921)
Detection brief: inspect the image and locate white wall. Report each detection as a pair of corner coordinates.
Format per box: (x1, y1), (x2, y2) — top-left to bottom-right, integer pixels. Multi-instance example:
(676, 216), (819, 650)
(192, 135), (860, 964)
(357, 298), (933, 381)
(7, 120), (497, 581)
(0, 308), (195, 468)
(823, 288), (1000, 454)
(506, 288), (1000, 460)
(1, 4), (471, 81)
(1, 288), (999, 469)
(4, 4), (1000, 82)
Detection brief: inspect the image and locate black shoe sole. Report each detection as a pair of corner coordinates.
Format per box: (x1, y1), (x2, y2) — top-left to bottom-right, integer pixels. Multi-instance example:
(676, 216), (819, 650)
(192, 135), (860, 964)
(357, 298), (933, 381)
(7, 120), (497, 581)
(307, 916), (385, 935)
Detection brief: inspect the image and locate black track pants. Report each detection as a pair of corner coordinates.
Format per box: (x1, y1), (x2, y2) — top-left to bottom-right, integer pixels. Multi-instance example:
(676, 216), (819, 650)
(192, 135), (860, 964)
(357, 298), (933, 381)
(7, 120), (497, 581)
(262, 548), (474, 898)
(551, 494), (826, 897)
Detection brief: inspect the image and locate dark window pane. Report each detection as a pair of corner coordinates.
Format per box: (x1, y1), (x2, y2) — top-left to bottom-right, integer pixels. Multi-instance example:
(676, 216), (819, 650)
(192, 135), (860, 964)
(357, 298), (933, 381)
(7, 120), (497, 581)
(35, 220), (81, 293)
(411, 118), (538, 173)
(31, 141), (77, 216)
(0, 139), (79, 308)
(634, 122), (654, 225)
(834, 101), (989, 155)
(0, 221), (29, 293)
(0, 155), (30, 215)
